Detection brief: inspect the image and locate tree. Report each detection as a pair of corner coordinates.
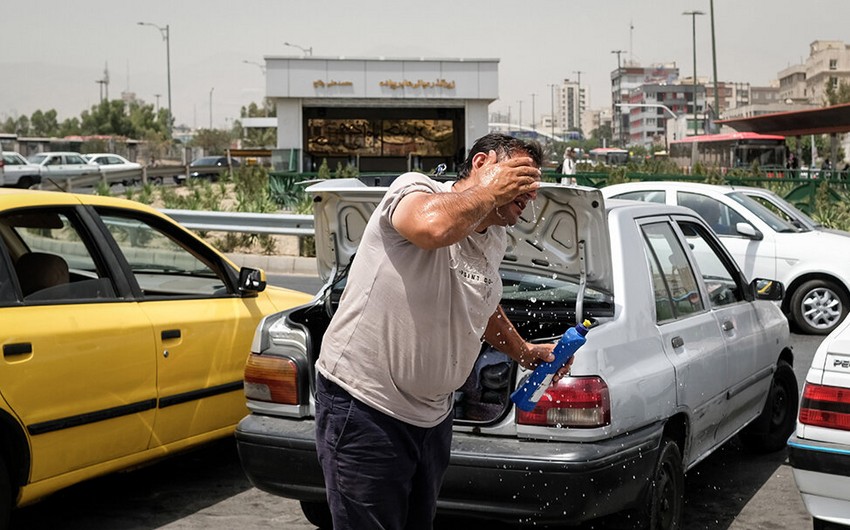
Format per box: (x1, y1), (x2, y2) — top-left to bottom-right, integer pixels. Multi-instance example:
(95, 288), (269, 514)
(190, 128), (232, 154)
(30, 109), (59, 137)
(825, 80), (850, 106)
(237, 99), (277, 148)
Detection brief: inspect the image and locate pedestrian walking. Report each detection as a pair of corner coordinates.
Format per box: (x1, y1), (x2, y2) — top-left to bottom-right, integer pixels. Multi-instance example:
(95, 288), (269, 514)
(561, 147), (577, 185)
(314, 132), (566, 530)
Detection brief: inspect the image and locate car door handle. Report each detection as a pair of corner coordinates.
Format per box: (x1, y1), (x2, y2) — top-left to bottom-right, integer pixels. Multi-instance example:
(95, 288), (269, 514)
(161, 329), (181, 340)
(671, 336), (684, 349)
(721, 320), (735, 332)
(3, 342), (32, 358)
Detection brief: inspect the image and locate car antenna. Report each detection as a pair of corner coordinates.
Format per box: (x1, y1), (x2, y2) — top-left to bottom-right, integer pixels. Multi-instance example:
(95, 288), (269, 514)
(42, 178), (68, 192)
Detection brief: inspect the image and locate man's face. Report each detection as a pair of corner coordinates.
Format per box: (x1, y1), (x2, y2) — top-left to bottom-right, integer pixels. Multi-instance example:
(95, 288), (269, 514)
(494, 150), (539, 226)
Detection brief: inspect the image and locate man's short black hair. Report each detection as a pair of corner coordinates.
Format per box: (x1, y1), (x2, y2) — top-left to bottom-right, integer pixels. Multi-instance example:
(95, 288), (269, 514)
(456, 133), (543, 180)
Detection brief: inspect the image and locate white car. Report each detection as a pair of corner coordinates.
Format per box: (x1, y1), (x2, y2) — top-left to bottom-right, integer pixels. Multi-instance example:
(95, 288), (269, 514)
(28, 151), (98, 179)
(602, 181), (850, 335)
(1, 151), (42, 189)
(83, 153), (142, 172)
(235, 179), (795, 529)
(788, 315), (850, 529)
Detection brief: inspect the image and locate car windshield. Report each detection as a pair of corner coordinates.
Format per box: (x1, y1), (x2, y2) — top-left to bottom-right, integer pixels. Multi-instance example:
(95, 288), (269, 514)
(2, 153), (29, 165)
(727, 192), (801, 233)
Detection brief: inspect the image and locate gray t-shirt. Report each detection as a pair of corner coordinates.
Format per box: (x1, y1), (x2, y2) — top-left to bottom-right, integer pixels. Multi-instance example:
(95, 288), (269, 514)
(316, 172), (507, 427)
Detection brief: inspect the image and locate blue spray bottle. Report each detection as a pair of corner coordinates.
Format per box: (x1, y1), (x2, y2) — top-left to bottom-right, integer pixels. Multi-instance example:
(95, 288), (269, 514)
(510, 319), (592, 412)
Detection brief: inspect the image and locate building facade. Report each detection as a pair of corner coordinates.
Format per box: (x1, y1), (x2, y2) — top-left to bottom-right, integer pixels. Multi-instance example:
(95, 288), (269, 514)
(778, 40), (850, 105)
(264, 56), (498, 173)
(557, 79), (585, 136)
(611, 63), (679, 147)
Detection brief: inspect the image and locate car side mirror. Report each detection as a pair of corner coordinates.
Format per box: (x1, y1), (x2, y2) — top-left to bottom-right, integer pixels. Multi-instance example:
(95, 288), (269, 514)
(238, 267), (267, 295)
(752, 278), (784, 301)
(736, 222), (763, 240)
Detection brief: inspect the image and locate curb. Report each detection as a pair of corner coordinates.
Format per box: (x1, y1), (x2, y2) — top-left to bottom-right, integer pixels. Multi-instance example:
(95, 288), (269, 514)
(226, 253), (318, 276)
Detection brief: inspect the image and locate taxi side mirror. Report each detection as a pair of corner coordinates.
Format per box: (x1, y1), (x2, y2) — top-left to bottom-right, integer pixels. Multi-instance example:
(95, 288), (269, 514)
(238, 267), (267, 296)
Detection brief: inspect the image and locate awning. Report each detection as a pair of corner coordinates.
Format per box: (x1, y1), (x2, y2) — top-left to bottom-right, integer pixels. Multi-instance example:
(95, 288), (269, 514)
(716, 102), (850, 136)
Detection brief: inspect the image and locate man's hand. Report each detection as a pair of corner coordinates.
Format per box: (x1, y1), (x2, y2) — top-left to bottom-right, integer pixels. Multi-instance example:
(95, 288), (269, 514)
(475, 150), (541, 207)
(519, 342), (574, 383)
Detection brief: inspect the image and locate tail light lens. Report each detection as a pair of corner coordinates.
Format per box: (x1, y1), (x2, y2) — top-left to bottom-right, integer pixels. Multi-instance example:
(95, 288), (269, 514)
(244, 354), (300, 404)
(799, 382), (850, 431)
(516, 376), (611, 428)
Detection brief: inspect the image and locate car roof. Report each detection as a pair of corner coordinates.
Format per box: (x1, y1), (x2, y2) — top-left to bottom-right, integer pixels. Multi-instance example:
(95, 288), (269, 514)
(601, 181), (738, 196)
(0, 187), (167, 217)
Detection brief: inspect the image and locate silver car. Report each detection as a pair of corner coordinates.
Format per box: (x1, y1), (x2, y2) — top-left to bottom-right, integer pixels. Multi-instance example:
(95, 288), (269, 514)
(236, 179), (796, 529)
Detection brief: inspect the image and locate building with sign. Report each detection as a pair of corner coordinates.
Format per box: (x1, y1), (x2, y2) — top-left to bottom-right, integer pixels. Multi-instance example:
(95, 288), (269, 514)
(264, 56), (498, 173)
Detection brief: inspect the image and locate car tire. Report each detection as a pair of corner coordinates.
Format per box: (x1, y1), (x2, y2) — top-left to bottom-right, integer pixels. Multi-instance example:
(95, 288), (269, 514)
(739, 360), (798, 453)
(300, 500), (333, 529)
(639, 437), (684, 530)
(15, 177), (34, 189)
(813, 517), (850, 529)
(789, 279), (849, 335)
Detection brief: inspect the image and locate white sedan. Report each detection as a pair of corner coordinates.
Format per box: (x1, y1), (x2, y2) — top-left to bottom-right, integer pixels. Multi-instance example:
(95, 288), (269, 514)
(602, 181), (850, 335)
(788, 315), (850, 529)
(84, 153), (142, 171)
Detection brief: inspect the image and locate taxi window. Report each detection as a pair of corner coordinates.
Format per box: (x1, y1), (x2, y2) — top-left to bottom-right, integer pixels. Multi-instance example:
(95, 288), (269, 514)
(0, 208), (117, 303)
(97, 210), (233, 298)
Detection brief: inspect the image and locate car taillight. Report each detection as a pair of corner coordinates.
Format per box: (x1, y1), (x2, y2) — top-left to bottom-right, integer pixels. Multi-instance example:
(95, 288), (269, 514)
(799, 382), (850, 431)
(244, 353), (300, 404)
(516, 376), (611, 428)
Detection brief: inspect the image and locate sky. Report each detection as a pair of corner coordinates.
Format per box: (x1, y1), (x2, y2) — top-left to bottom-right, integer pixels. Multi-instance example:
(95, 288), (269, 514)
(2, 0), (848, 130)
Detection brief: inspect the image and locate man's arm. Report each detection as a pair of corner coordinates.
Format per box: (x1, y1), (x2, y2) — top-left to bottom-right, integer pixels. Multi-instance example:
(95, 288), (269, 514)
(392, 151), (539, 250)
(483, 306), (557, 370)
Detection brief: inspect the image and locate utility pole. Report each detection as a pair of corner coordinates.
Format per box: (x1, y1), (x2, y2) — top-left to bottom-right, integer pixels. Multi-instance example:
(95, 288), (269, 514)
(709, 0), (720, 124)
(531, 93), (537, 133)
(517, 100), (523, 130)
(209, 87), (214, 129)
(548, 84), (556, 142)
(683, 10), (705, 138)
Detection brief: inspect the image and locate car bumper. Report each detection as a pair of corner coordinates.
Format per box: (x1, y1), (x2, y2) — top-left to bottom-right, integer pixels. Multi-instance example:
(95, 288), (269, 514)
(788, 434), (850, 526)
(236, 414), (664, 525)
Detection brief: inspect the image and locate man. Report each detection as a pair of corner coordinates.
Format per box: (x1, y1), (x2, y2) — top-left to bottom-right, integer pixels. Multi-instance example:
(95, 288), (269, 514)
(314, 133), (564, 530)
(560, 147), (577, 185)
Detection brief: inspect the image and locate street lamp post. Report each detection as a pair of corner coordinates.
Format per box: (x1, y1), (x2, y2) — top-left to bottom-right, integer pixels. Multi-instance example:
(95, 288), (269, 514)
(709, 0), (720, 124)
(548, 84), (556, 142)
(284, 41), (313, 56)
(209, 87), (214, 129)
(243, 60), (266, 74)
(517, 100), (523, 130)
(138, 22), (172, 138)
(616, 102), (678, 152)
(530, 93), (536, 133)
(683, 10), (705, 138)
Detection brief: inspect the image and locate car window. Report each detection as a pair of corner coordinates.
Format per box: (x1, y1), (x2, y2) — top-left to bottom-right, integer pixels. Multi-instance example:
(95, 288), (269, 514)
(726, 191), (801, 233)
(0, 208), (118, 303)
(97, 210), (233, 298)
(642, 221), (704, 322)
(677, 192), (748, 236)
(0, 246), (17, 304)
(66, 154), (87, 165)
(610, 190), (666, 203)
(2, 153), (29, 165)
(29, 154), (47, 165)
(677, 220), (745, 308)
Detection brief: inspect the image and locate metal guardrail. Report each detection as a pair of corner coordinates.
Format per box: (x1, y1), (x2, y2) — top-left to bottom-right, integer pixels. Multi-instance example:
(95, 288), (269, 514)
(160, 209), (314, 237)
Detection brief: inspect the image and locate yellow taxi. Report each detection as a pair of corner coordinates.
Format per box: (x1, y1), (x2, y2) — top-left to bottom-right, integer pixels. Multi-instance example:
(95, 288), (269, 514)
(0, 188), (312, 526)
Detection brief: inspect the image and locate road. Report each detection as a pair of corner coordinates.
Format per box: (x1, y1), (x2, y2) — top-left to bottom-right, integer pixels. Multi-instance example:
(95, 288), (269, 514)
(9, 274), (821, 529)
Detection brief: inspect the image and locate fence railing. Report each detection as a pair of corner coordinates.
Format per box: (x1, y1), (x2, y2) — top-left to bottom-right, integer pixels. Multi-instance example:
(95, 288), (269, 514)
(160, 209), (314, 237)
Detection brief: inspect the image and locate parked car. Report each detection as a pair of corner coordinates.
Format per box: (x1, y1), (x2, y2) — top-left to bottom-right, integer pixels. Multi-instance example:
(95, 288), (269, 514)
(174, 156), (239, 184)
(601, 181), (850, 335)
(235, 178), (796, 529)
(84, 153), (144, 186)
(0, 151), (42, 189)
(0, 188), (312, 528)
(83, 153), (142, 172)
(788, 315), (850, 530)
(27, 151), (98, 181)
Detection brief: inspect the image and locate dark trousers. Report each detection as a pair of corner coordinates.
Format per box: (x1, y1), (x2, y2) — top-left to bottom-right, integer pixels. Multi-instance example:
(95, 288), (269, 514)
(315, 374), (453, 530)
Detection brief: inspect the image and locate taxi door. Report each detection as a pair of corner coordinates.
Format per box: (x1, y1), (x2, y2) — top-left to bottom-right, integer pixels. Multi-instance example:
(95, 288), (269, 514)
(94, 209), (275, 448)
(0, 207), (156, 485)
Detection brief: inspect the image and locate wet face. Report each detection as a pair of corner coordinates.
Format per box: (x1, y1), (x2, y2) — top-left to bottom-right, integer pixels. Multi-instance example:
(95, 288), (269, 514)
(495, 188), (538, 226)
